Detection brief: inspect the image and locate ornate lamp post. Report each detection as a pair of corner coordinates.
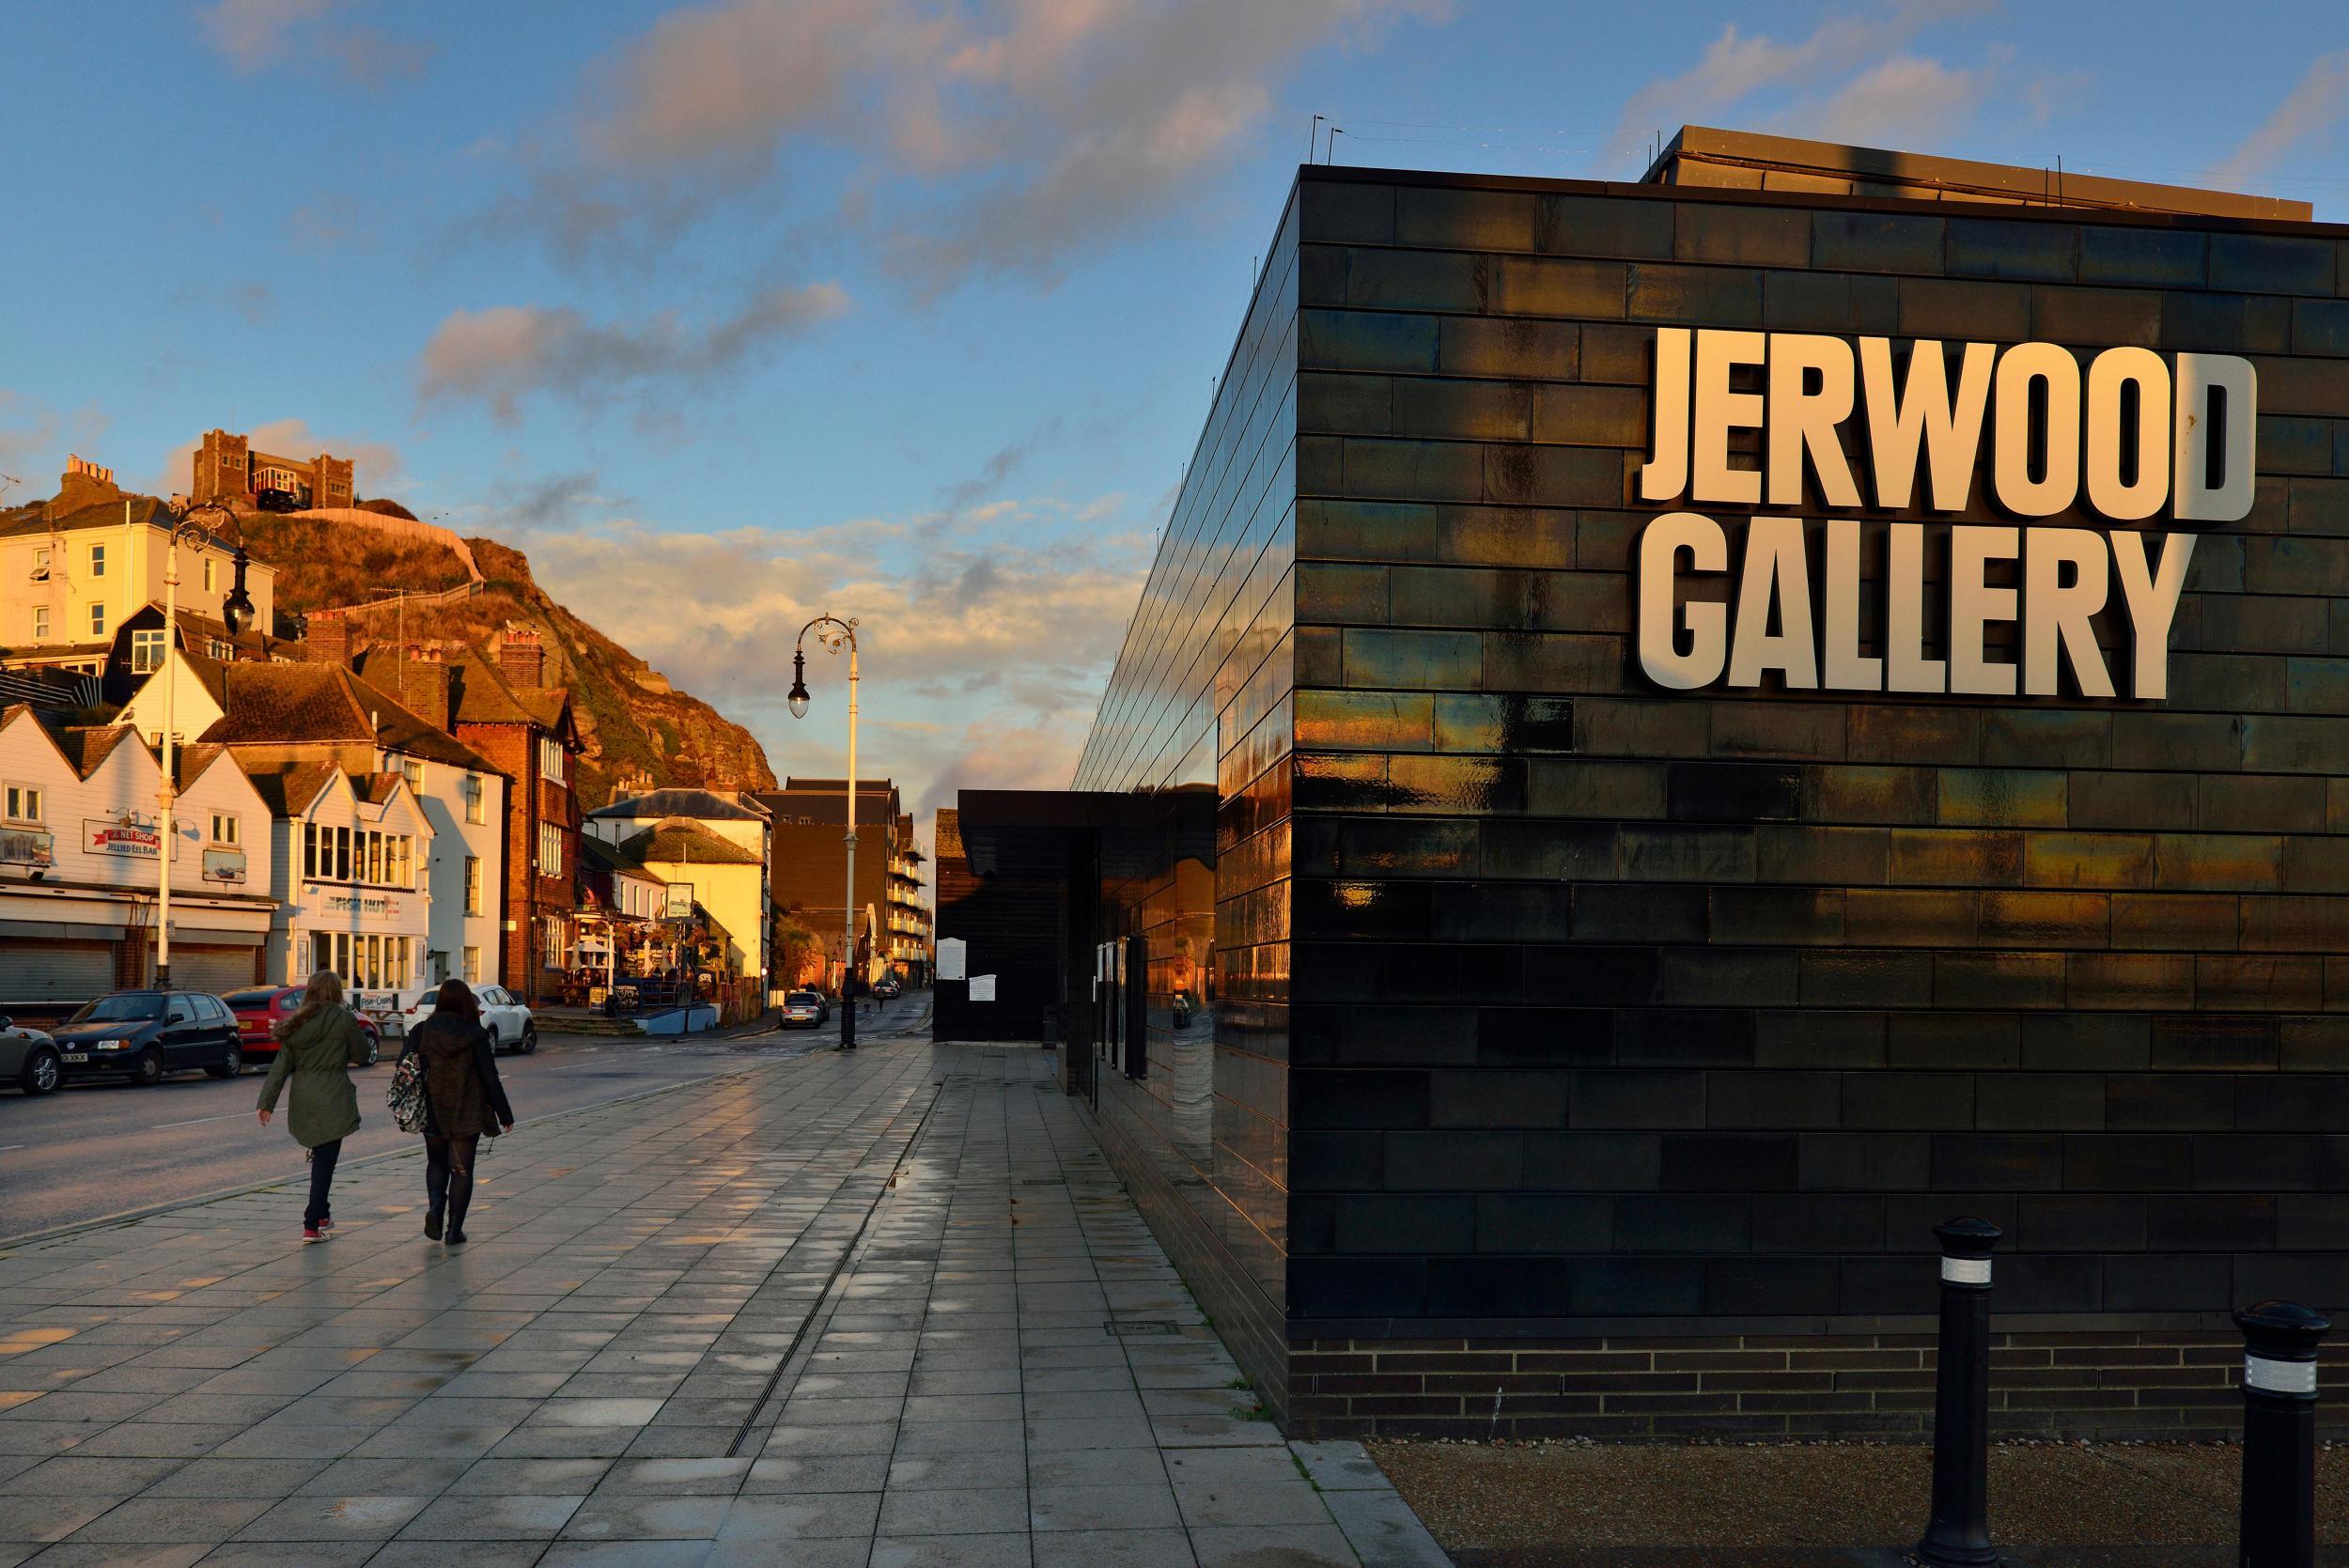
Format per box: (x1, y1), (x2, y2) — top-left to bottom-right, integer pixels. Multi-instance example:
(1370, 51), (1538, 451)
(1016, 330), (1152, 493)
(153, 500), (255, 987)
(787, 614), (860, 1050)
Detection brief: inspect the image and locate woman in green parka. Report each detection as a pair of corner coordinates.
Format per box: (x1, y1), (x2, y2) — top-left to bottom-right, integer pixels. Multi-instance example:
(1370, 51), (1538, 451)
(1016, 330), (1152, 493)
(255, 970), (368, 1242)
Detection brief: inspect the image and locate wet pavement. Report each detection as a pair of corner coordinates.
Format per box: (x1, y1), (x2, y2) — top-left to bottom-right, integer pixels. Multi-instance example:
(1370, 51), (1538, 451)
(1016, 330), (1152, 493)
(0, 1033), (1445, 1565)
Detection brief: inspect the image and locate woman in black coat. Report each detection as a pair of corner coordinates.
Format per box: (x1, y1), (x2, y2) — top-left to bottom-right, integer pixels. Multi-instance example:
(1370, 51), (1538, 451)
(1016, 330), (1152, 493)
(405, 979), (515, 1244)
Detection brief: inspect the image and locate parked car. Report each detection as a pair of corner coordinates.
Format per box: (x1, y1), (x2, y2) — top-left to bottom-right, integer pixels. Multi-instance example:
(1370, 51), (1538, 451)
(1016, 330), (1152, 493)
(874, 976), (902, 1001)
(397, 983), (537, 1054)
(223, 987), (381, 1067)
(50, 990), (243, 1085)
(1, 1017), (62, 1095)
(780, 991), (825, 1029)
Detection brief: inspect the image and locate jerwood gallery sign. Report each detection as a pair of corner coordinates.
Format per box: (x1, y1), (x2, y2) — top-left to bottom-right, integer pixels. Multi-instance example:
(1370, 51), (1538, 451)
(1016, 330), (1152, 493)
(1634, 329), (2254, 702)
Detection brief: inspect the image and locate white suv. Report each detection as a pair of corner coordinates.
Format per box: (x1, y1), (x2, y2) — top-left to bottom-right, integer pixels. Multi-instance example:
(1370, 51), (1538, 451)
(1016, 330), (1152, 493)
(396, 983), (538, 1055)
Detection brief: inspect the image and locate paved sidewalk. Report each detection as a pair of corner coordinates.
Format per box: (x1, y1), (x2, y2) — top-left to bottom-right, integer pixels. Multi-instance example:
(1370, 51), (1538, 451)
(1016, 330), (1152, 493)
(0, 1039), (1445, 1566)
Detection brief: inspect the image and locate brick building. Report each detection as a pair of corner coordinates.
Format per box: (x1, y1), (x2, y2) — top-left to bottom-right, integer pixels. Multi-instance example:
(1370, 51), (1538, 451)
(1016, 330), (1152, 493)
(756, 777), (929, 983)
(943, 127), (2349, 1441)
(354, 625), (581, 1001)
(191, 428), (355, 511)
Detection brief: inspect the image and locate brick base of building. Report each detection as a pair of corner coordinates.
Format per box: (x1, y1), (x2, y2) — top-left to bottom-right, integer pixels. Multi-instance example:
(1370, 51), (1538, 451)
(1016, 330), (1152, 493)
(1288, 1330), (2343, 1443)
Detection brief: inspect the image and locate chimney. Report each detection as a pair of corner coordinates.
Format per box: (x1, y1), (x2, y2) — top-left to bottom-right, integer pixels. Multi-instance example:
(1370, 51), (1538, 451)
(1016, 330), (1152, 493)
(399, 643), (451, 726)
(499, 623), (545, 689)
(306, 613), (350, 668)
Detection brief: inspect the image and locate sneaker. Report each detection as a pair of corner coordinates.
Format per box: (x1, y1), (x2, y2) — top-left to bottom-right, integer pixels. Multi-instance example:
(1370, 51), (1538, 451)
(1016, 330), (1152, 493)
(318, 1217), (334, 1233)
(302, 1226), (329, 1243)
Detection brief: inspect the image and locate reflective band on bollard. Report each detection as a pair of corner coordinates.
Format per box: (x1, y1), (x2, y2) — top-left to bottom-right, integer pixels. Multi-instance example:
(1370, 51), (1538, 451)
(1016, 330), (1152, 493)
(1915, 1217), (2001, 1568)
(2236, 1300), (2330, 1568)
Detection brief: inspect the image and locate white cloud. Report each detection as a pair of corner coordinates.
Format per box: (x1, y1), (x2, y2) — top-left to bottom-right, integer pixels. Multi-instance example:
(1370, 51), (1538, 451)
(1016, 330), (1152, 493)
(197, 0), (433, 85)
(506, 505), (1151, 817)
(2215, 51), (2349, 187)
(1609, 1), (1992, 164)
(0, 394), (110, 498)
(491, 0), (1444, 287)
(1772, 53), (1994, 148)
(415, 283), (851, 423)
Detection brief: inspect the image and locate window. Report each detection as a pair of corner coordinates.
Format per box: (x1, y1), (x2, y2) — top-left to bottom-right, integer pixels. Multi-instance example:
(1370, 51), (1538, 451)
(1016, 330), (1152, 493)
(210, 812), (238, 845)
(4, 784), (41, 822)
(464, 856), (483, 915)
(88, 544), (105, 578)
(130, 628), (166, 673)
(537, 820), (564, 876)
(401, 757), (423, 791)
(303, 822), (319, 878)
(31, 546), (49, 580)
(208, 638), (230, 660)
(539, 736), (566, 785)
(31, 606), (48, 640)
(462, 946), (481, 984)
(539, 917), (565, 966)
(463, 773), (485, 824)
(203, 557), (216, 593)
(89, 602), (105, 638)
(334, 826), (351, 881)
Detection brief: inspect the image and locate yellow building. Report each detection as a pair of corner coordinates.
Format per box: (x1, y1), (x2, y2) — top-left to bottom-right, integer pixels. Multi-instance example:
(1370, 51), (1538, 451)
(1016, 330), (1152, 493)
(1, 458), (277, 674)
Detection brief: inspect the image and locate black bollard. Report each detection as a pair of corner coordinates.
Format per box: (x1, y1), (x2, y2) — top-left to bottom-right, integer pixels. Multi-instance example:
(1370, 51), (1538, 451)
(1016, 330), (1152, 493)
(2236, 1299), (2330, 1568)
(1916, 1217), (2001, 1568)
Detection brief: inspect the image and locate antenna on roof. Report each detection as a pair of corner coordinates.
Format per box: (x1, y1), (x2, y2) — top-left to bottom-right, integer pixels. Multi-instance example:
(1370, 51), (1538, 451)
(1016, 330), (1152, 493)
(1309, 113), (1324, 164)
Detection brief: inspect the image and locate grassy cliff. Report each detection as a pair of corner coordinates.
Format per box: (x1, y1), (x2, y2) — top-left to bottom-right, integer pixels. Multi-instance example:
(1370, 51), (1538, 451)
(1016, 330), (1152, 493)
(245, 523), (773, 809)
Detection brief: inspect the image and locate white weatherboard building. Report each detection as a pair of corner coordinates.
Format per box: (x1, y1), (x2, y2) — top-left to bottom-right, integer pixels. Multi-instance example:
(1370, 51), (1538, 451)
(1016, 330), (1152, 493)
(0, 705), (275, 1003)
(244, 763), (430, 990)
(127, 659), (509, 990)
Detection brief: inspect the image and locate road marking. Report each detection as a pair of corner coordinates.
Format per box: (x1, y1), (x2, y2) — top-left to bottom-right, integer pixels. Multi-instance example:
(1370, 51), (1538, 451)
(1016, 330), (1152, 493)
(152, 1111), (256, 1129)
(0, 1144), (23, 1153)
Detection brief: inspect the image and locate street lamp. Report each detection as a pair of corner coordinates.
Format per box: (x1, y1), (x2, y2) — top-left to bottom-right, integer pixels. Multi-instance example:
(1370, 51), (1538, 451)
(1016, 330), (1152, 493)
(786, 614), (860, 1050)
(153, 500), (253, 988)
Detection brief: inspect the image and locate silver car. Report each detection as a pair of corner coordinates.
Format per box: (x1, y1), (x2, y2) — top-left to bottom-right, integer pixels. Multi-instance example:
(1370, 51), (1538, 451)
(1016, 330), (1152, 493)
(1, 1016), (62, 1095)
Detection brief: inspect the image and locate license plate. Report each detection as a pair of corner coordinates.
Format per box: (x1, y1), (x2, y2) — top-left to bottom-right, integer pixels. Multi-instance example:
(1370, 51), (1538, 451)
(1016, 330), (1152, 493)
(62, 1052), (87, 1063)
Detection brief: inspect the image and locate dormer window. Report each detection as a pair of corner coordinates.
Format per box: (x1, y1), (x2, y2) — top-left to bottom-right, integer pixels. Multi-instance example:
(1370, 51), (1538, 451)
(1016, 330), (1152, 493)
(131, 628), (167, 674)
(539, 735), (567, 785)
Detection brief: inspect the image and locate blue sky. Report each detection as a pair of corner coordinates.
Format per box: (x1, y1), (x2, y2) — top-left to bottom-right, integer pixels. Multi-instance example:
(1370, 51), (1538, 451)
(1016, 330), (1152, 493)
(4, 1), (2346, 823)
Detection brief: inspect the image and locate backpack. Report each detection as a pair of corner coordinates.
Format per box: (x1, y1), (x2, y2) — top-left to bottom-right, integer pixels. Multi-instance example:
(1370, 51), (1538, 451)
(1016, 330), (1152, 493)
(387, 1047), (428, 1133)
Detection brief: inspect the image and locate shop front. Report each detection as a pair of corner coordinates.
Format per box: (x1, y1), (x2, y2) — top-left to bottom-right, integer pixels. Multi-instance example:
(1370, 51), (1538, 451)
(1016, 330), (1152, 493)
(943, 128), (2349, 1441)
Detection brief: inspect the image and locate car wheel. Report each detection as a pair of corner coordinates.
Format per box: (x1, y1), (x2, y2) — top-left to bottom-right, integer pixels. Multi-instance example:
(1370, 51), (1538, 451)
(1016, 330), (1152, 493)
(206, 1044), (243, 1079)
(520, 1027), (537, 1055)
(363, 1035), (380, 1067)
(132, 1047), (164, 1086)
(20, 1048), (59, 1095)
(485, 1026), (500, 1054)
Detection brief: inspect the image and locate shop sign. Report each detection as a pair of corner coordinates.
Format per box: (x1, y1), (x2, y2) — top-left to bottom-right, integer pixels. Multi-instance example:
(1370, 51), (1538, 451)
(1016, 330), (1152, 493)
(0, 827), (54, 867)
(86, 815), (179, 860)
(1635, 329), (2255, 700)
(662, 882), (695, 920)
(319, 890), (398, 918)
(201, 847), (247, 884)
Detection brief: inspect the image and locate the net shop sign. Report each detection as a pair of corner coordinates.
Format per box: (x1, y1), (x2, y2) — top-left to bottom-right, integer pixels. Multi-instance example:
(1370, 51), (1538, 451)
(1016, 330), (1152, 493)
(1634, 329), (2256, 701)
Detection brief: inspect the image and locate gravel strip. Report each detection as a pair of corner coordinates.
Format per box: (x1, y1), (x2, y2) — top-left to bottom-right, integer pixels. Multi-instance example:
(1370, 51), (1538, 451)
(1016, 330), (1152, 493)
(1367, 1439), (2349, 1554)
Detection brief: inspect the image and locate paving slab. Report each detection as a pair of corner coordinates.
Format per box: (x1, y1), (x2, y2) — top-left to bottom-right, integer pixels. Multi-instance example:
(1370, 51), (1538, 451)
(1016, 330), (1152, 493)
(0, 1036), (1449, 1564)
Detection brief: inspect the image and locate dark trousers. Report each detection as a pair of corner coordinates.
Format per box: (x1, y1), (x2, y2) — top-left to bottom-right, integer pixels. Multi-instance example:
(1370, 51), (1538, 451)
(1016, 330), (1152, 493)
(305, 1140), (341, 1228)
(425, 1135), (480, 1233)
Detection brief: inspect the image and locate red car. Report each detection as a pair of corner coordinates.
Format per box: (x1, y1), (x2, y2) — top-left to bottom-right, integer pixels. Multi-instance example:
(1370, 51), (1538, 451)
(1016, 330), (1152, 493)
(223, 987), (382, 1067)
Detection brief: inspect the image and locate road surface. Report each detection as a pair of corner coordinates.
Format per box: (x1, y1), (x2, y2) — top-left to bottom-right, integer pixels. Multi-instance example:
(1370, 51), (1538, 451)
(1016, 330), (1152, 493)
(0, 993), (931, 1239)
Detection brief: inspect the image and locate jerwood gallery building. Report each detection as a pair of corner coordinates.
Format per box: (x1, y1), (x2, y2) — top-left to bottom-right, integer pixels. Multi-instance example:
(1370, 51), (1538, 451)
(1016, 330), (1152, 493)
(935, 127), (2349, 1440)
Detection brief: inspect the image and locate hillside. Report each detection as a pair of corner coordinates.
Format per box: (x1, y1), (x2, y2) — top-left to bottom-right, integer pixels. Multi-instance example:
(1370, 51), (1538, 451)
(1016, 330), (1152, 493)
(242, 519), (773, 809)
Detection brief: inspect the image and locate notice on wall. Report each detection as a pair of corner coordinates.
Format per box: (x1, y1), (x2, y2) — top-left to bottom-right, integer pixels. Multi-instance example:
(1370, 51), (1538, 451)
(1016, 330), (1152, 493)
(968, 974), (996, 1002)
(936, 938), (968, 981)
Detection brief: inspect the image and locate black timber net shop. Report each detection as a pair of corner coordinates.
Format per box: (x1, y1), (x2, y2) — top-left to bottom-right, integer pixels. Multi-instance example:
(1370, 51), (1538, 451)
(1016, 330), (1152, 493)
(933, 126), (2349, 1441)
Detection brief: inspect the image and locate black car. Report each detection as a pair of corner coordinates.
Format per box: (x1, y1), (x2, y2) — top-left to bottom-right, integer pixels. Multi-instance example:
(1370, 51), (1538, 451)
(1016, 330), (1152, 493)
(51, 990), (245, 1086)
